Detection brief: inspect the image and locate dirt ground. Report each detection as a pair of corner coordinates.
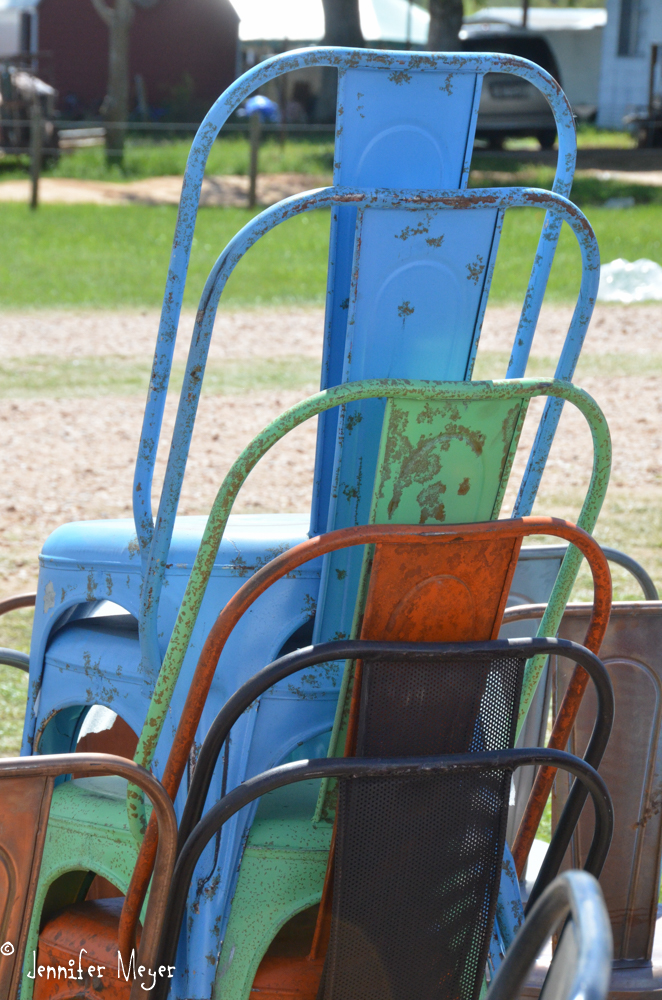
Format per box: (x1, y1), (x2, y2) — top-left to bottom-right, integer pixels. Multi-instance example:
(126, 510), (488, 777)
(0, 164), (661, 207)
(0, 303), (660, 598)
(0, 173), (333, 207)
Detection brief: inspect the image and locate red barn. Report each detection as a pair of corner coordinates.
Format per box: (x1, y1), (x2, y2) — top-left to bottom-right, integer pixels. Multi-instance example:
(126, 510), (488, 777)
(37, 0), (239, 115)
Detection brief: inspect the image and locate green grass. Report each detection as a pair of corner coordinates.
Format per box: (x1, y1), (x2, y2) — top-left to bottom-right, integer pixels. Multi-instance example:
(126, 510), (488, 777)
(0, 204), (331, 308)
(0, 129), (635, 185)
(0, 351), (653, 399)
(575, 123), (636, 149)
(0, 134), (336, 183)
(470, 160), (662, 207)
(0, 608), (32, 757)
(0, 355), (320, 397)
(490, 205), (662, 304)
(1, 202), (662, 309)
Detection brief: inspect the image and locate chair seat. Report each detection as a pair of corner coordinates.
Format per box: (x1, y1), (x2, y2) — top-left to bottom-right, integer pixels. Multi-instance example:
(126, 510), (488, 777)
(40, 513), (312, 575)
(29, 513), (323, 756)
(48, 779), (145, 838)
(34, 898), (135, 1000)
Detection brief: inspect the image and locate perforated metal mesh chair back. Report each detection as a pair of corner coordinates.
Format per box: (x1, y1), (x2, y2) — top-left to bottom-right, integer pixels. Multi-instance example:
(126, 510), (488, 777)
(319, 651), (524, 1000)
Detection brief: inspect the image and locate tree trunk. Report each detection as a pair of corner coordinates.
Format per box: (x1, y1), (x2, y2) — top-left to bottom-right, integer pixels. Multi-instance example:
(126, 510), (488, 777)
(90, 0), (134, 166)
(104, 0), (133, 165)
(428, 0), (464, 52)
(321, 0), (364, 46)
(317, 0), (365, 123)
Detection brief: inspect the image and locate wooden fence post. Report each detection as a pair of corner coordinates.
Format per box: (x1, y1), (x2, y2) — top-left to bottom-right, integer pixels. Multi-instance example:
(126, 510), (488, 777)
(248, 111), (260, 209)
(29, 102), (42, 210)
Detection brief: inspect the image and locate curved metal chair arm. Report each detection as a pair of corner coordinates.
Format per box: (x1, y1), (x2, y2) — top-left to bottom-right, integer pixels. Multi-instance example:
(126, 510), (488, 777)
(486, 871), (612, 1000)
(152, 747), (612, 998)
(0, 592), (36, 616)
(0, 594), (36, 671)
(0, 648), (29, 671)
(602, 547), (658, 600)
(518, 545), (658, 601)
(0, 753), (177, 1000)
(177, 636), (613, 857)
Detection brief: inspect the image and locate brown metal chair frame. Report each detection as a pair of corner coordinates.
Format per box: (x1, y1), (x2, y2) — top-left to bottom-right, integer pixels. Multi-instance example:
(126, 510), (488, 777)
(0, 753), (176, 1000)
(0, 592), (36, 671)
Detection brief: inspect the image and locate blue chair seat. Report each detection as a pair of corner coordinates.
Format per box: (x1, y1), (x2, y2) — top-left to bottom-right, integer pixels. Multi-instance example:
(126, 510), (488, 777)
(25, 513), (327, 766)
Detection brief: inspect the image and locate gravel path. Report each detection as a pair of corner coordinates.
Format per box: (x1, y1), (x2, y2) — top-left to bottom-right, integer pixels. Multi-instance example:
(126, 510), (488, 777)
(0, 304), (660, 596)
(0, 173), (332, 207)
(0, 164), (661, 208)
(2, 304), (661, 360)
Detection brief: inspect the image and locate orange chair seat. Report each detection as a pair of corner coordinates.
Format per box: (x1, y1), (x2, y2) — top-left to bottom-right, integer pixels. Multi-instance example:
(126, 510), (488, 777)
(33, 899), (138, 1000)
(250, 908), (324, 1000)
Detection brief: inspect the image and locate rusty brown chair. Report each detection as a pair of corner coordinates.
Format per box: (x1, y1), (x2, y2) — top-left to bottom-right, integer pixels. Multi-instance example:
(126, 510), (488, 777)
(503, 600), (662, 1000)
(0, 752), (176, 1000)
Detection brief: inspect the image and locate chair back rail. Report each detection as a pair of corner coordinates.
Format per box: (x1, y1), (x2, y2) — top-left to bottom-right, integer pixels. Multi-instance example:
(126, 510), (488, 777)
(485, 871), (612, 1000)
(0, 753), (176, 1000)
(152, 748), (612, 1000)
(137, 185), (600, 676)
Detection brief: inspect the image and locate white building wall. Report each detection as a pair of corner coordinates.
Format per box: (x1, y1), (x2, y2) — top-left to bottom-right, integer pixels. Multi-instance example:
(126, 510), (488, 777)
(598, 0), (662, 127)
(546, 27), (604, 108)
(0, 9), (20, 56)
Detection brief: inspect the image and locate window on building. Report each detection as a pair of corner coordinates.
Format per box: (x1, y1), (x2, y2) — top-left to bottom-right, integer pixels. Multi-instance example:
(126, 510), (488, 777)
(618, 0), (641, 56)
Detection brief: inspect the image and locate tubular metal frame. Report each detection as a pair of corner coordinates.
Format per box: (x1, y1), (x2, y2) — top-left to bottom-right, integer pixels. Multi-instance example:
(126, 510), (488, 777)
(136, 184), (600, 676)
(152, 747), (612, 1000)
(486, 871), (613, 1000)
(134, 46), (578, 584)
(175, 636), (614, 896)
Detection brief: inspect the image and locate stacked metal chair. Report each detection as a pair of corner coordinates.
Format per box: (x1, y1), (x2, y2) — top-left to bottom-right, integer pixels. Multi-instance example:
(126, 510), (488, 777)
(503, 592), (662, 1000)
(486, 871), (613, 1000)
(3, 45), (621, 1000)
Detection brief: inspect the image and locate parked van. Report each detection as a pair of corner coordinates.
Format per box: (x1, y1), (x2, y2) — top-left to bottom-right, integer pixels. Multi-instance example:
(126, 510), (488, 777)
(462, 7), (606, 148)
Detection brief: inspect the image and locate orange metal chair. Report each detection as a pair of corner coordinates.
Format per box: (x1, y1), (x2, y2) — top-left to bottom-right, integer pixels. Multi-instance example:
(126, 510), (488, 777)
(33, 517), (611, 999)
(0, 753), (176, 1000)
(157, 518), (609, 992)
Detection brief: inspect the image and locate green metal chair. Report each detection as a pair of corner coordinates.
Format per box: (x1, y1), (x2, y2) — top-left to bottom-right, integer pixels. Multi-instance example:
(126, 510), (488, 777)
(23, 377), (610, 1000)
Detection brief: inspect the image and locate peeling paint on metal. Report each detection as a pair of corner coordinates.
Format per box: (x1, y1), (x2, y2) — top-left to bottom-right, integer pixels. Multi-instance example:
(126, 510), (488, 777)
(43, 582), (55, 613)
(466, 254), (486, 285)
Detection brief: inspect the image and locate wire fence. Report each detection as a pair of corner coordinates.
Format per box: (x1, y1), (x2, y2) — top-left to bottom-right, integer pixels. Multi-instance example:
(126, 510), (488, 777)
(0, 118), (335, 156)
(0, 116), (335, 207)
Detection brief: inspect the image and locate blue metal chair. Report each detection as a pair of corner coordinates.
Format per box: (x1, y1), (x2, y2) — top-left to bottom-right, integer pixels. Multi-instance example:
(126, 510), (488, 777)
(20, 49), (598, 999)
(24, 48), (593, 760)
